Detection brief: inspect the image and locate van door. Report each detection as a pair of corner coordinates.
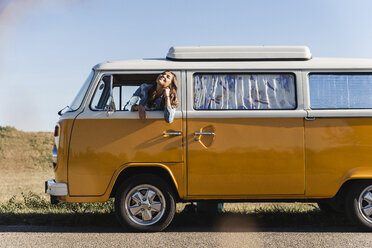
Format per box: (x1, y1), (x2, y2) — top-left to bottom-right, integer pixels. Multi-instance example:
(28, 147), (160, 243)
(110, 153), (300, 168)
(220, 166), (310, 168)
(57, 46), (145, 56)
(305, 72), (372, 197)
(68, 71), (183, 196)
(186, 71), (306, 196)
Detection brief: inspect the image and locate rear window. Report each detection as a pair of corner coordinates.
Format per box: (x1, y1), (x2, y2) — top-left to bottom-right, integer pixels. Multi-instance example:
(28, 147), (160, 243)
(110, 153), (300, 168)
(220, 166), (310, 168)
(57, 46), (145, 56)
(193, 73), (296, 110)
(309, 74), (372, 109)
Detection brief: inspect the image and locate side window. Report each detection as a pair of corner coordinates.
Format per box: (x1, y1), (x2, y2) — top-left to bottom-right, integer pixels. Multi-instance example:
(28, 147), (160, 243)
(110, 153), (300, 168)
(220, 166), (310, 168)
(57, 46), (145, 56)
(309, 74), (372, 109)
(113, 85), (139, 110)
(193, 73), (296, 110)
(91, 75), (111, 110)
(90, 73), (159, 111)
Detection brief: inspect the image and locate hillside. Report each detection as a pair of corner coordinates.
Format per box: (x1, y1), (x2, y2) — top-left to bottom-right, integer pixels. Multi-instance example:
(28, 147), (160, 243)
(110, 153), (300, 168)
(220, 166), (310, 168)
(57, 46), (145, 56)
(0, 126), (54, 201)
(0, 126), (53, 170)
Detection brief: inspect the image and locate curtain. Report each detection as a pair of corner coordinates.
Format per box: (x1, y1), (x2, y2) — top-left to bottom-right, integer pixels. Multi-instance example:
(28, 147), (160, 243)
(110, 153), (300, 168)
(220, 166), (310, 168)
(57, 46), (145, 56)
(309, 74), (372, 109)
(194, 74), (296, 110)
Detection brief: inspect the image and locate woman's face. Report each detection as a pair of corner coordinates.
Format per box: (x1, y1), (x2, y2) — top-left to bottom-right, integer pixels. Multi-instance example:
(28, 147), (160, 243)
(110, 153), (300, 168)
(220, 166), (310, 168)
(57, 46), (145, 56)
(156, 72), (173, 88)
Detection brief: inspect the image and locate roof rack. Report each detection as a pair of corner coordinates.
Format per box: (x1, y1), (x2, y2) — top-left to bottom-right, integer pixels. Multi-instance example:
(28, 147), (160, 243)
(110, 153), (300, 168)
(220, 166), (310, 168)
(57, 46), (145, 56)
(166, 46), (312, 61)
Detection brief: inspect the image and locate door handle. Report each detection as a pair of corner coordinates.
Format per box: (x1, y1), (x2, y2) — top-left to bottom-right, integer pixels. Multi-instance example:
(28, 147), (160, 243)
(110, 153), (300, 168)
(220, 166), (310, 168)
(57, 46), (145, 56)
(194, 132), (215, 135)
(194, 132), (215, 141)
(163, 131), (182, 137)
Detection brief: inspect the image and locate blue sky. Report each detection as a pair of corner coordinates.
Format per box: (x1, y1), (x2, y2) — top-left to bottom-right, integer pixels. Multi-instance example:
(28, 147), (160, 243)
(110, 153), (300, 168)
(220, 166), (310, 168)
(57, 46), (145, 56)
(1, 0), (372, 131)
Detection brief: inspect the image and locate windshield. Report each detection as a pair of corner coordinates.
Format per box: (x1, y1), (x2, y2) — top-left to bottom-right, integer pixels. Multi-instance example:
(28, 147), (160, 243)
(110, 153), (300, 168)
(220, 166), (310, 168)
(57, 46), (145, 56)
(69, 70), (95, 111)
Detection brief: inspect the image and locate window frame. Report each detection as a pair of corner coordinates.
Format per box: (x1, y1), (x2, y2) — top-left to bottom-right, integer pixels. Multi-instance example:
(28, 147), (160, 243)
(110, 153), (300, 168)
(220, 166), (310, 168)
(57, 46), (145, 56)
(186, 70), (306, 118)
(304, 70), (372, 118)
(308, 72), (372, 110)
(192, 72), (298, 111)
(89, 73), (113, 112)
(83, 70), (183, 119)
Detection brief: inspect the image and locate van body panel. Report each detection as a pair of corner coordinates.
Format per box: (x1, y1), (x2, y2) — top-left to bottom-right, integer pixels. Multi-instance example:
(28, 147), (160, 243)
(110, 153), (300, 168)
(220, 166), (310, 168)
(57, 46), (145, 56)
(68, 116), (183, 196)
(63, 162), (184, 202)
(187, 117), (305, 196)
(109, 162), (185, 197)
(305, 118), (372, 197)
(342, 167), (372, 182)
(55, 118), (75, 183)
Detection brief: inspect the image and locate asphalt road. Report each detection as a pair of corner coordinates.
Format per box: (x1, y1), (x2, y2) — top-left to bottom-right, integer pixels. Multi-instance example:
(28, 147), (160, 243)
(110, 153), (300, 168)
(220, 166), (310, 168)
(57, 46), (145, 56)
(0, 225), (371, 248)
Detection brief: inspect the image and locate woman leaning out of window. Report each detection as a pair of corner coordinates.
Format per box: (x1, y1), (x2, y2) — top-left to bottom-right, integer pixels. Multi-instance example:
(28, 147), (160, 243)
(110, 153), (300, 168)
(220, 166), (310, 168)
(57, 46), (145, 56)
(124, 71), (178, 123)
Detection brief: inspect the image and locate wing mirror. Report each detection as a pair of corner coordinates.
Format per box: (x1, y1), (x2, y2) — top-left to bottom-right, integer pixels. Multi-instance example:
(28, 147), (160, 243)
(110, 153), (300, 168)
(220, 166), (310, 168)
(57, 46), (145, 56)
(106, 96), (116, 116)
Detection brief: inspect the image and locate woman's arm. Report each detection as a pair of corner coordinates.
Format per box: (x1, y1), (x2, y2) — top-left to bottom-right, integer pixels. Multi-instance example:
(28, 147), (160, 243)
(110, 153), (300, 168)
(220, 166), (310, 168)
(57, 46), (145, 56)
(164, 105), (176, 123)
(124, 84), (152, 120)
(163, 88), (176, 123)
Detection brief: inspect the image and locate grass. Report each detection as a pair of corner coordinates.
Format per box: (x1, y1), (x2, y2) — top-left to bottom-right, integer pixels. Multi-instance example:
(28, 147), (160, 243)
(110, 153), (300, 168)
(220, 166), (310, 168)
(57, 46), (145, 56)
(0, 126), (54, 202)
(0, 126), (351, 228)
(0, 192), (350, 228)
(0, 126), (53, 170)
(0, 192), (116, 226)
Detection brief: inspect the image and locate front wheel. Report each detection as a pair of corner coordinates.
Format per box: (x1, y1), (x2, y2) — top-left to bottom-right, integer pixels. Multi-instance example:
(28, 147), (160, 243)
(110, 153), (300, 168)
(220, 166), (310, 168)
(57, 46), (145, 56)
(345, 181), (372, 231)
(115, 174), (176, 232)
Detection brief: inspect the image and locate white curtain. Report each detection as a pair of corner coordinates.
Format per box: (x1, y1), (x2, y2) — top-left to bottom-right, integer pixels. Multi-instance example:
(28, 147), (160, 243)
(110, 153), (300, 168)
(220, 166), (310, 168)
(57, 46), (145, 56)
(309, 74), (372, 109)
(194, 74), (296, 110)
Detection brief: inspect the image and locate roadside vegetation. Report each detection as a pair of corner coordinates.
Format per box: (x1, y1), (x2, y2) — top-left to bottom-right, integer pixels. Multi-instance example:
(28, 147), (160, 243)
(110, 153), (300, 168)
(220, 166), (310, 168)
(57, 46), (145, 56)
(0, 192), (350, 228)
(0, 126), (54, 202)
(0, 126), (351, 228)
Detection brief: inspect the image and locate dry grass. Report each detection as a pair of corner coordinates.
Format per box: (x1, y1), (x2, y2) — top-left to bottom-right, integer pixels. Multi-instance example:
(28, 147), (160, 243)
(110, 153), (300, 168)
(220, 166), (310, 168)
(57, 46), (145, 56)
(0, 170), (53, 202)
(0, 126), (54, 202)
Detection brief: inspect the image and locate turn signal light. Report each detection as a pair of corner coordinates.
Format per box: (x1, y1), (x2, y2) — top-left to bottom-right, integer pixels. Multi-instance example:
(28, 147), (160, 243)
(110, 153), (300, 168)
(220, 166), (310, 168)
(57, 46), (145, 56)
(54, 125), (59, 137)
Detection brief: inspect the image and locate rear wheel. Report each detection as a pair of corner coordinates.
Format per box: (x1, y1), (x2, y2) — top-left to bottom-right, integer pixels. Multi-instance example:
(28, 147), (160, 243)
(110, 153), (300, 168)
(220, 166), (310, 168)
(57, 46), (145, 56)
(345, 181), (372, 231)
(115, 174), (176, 232)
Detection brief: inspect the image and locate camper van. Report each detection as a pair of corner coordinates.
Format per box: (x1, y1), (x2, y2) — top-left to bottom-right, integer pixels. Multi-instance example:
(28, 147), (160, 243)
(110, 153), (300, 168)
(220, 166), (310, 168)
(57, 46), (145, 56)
(46, 46), (372, 231)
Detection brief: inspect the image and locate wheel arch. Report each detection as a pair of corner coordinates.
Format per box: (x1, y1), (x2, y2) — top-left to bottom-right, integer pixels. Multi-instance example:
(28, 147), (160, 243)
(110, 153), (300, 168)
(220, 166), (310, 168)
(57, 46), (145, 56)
(109, 164), (181, 201)
(334, 178), (372, 205)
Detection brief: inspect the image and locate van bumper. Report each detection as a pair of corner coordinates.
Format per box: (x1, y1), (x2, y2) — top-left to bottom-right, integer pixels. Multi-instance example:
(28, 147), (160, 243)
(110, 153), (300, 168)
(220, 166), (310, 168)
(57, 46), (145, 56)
(45, 179), (68, 196)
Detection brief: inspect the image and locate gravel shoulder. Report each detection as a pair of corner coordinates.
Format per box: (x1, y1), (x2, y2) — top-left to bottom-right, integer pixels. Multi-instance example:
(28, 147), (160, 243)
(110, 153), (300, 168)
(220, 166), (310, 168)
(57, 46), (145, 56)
(0, 225), (371, 248)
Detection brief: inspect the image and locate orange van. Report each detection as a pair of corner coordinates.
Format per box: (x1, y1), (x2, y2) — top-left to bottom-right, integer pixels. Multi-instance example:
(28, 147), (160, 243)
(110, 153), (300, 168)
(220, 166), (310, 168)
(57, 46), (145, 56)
(46, 46), (372, 231)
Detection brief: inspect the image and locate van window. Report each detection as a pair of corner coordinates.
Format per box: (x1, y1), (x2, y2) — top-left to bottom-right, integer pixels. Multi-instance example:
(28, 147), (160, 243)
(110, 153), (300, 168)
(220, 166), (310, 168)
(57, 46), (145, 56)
(309, 74), (372, 109)
(91, 75), (111, 110)
(193, 73), (296, 110)
(69, 70), (94, 111)
(90, 73), (159, 111)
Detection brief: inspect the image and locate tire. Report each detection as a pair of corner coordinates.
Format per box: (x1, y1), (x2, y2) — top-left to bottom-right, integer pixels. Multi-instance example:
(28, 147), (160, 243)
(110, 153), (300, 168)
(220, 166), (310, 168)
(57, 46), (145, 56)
(114, 174), (176, 232)
(345, 181), (372, 231)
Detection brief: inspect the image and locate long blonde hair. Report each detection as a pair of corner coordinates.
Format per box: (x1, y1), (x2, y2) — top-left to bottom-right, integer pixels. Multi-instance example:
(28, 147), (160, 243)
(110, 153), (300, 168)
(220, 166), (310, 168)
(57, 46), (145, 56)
(147, 71), (178, 109)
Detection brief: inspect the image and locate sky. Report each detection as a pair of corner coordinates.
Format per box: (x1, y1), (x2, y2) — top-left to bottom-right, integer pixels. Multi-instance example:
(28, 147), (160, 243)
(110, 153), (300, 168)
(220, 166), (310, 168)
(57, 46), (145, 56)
(1, 0), (372, 131)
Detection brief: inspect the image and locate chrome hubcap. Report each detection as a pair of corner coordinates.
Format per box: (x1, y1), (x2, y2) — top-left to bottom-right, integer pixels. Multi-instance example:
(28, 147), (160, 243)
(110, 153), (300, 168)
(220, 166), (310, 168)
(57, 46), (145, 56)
(124, 184), (165, 226)
(358, 185), (372, 224)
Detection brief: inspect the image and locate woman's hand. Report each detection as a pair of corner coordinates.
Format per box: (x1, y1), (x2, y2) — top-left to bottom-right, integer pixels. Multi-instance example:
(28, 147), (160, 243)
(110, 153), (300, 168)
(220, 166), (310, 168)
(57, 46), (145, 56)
(163, 87), (170, 97)
(138, 104), (146, 120)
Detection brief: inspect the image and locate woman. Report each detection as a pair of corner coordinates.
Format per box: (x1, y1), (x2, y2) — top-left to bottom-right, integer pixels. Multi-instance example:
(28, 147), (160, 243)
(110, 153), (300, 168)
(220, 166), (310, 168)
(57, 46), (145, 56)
(124, 71), (178, 123)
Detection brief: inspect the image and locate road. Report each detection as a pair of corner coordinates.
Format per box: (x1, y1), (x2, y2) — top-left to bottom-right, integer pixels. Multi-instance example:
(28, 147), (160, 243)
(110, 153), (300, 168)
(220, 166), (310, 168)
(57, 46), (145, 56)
(0, 225), (371, 248)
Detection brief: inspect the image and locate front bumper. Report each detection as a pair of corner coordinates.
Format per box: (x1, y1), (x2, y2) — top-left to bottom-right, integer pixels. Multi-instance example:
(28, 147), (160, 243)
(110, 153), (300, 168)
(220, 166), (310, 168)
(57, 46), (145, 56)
(45, 179), (68, 196)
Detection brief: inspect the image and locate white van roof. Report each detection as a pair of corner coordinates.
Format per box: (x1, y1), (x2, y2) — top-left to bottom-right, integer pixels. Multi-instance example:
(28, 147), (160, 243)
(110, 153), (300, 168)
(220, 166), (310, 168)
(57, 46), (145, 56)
(95, 58), (372, 71)
(94, 46), (372, 71)
(166, 46), (312, 61)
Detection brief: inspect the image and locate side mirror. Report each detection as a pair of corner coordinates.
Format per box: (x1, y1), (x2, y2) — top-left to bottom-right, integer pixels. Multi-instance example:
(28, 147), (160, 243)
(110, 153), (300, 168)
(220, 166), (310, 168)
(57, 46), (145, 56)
(106, 96), (116, 116)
